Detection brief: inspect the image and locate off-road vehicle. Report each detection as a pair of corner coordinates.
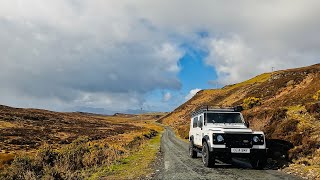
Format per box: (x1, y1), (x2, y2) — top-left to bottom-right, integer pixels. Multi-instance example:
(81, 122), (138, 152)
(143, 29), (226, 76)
(188, 106), (267, 169)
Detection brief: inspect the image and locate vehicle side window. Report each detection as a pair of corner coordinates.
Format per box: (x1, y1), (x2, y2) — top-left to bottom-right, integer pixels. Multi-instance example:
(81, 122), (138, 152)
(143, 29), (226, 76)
(193, 117), (198, 128)
(204, 113), (207, 125)
(202, 115), (206, 126)
(198, 116), (203, 128)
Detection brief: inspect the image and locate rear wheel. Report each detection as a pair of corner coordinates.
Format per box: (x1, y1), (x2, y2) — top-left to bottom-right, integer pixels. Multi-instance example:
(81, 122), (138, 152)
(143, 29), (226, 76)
(189, 140), (197, 158)
(202, 141), (215, 167)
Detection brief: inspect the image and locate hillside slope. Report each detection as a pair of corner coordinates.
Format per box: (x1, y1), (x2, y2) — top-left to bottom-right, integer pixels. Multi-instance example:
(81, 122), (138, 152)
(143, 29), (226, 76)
(161, 63), (320, 179)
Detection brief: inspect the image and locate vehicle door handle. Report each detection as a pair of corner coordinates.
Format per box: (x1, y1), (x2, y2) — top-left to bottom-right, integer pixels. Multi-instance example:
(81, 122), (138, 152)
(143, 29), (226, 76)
(196, 133), (199, 135)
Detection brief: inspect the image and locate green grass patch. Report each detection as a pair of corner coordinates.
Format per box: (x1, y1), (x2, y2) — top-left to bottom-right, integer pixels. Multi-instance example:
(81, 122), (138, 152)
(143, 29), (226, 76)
(286, 105), (304, 112)
(224, 73), (271, 90)
(88, 131), (163, 180)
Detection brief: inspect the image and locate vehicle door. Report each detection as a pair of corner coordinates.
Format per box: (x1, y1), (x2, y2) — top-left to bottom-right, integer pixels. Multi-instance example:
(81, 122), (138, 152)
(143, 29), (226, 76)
(192, 117), (198, 145)
(190, 117), (197, 141)
(195, 115), (204, 146)
(196, 115), (203, 146)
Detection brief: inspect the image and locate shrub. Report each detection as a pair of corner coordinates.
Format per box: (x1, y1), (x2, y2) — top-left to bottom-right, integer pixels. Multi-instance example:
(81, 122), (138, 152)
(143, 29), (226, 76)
(313, 90), (320, 101)
(243, 97), (261, 109)
(55, 137), (90, 171)
(83, 145), (107, 168)
(306, 102), (320, 114)
(0, 137), (91, 180)
(0, 134), (147, 179)
(34, 145), (58, 167)
(1, 155), (40, 180)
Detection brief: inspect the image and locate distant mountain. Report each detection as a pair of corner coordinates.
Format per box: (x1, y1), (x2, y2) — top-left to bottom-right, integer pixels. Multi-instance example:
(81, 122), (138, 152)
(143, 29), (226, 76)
(72, 106), (114, 115)
(72, 106), (162, 116)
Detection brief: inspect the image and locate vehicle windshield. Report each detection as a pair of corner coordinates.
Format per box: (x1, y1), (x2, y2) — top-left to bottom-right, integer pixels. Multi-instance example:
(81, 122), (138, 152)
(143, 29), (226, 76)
(204, 113), (243, 124)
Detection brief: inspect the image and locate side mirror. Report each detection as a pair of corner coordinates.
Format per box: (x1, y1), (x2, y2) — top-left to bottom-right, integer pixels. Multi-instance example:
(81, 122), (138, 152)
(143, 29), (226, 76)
(245, 121), (250, 128)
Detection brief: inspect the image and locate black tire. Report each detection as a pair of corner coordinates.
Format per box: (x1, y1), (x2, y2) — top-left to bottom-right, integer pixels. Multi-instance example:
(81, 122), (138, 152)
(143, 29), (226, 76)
(202, 141), (215, 167)
(189, 140), (197, 158)
(250, 157), (267, 170)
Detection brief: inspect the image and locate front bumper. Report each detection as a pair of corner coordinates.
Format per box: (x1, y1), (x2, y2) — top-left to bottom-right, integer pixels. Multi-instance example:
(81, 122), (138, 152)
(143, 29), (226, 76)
(213, 148), (267, 158)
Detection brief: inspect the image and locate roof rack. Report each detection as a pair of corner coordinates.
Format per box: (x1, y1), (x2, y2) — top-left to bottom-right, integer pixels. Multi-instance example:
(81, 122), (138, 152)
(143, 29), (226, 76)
(190, 105), (243, 117)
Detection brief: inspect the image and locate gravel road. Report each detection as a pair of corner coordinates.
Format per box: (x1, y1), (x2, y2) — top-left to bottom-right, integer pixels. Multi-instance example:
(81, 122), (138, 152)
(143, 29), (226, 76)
(154, 127), (301, 180)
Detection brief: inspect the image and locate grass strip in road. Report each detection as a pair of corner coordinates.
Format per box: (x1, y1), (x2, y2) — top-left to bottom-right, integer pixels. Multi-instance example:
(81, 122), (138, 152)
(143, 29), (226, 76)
(88, 130), (163, 180)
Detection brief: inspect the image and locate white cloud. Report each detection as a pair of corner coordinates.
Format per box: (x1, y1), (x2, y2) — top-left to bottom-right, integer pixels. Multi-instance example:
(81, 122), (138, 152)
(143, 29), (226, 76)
(162, 92), (172, 102)
(0, 0), (185, 112)
(0, 0), (320, 112)
(185, 89), (201, 100)
(205, 35), (263, 84)
(204, 33), (319, 84)
(135, 0), (320, 84)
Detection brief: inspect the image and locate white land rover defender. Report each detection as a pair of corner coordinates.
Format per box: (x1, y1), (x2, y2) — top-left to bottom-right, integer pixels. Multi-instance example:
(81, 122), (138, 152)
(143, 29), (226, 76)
(188, 106), (267, 169)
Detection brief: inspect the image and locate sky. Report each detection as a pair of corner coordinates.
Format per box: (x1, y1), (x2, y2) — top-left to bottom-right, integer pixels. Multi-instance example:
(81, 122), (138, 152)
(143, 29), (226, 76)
(0, 0), (319, 114)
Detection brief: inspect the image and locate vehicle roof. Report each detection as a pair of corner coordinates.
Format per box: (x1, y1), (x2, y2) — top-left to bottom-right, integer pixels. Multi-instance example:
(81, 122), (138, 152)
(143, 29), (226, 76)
(190, 106), (243, 117)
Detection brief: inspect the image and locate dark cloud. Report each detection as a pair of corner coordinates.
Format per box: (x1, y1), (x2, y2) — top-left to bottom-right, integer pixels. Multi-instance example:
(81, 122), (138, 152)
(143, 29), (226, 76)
(0, 4), (183, 111)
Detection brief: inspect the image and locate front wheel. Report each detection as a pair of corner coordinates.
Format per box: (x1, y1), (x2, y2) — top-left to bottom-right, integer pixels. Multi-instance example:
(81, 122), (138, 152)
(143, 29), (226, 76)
(202, 141), (215, 167)
(189, 140), (197, 158)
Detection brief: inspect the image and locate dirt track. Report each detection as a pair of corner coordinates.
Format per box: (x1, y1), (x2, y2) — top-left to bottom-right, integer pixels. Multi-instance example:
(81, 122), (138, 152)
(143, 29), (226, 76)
(154, 127), (301, 180)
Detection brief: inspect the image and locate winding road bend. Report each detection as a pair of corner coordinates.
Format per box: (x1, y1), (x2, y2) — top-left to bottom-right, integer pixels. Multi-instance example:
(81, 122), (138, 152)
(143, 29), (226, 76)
(154, 127), (301, 180)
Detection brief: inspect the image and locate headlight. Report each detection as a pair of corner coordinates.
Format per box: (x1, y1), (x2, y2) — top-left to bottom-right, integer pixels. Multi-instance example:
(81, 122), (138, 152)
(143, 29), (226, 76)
(217, 135), (224, 142)
(212, 134), (225, 144)
(253, 136), (260, 143)
(252, 134), (264, 145)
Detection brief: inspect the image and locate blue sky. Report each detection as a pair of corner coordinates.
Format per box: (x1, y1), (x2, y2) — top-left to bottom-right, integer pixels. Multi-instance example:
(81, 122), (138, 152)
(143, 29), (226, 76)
(0, 1), (319, 114)
(144, 45), (218, 112)
(178, 44), (217, 92)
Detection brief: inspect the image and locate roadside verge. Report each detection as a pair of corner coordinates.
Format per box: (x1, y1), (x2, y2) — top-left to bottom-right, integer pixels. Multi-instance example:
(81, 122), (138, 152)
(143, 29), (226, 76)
(92, 125), (164, 180)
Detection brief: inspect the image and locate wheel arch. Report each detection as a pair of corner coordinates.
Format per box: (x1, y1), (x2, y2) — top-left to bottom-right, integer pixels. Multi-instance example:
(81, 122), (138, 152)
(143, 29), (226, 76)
(202, 135), (213, 151)
(202, 135), (210, 143)
(189, 135), (194, 142)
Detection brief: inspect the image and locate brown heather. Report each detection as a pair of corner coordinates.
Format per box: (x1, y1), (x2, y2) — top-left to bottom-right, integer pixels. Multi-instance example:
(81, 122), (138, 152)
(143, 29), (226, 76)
(0, 106), (164, 179)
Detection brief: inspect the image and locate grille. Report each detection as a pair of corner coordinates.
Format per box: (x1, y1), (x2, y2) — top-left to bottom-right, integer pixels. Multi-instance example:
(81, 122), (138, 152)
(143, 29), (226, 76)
(224, 134), (253, 148)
